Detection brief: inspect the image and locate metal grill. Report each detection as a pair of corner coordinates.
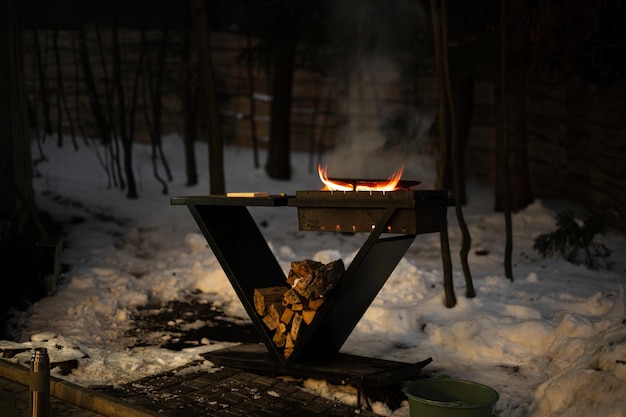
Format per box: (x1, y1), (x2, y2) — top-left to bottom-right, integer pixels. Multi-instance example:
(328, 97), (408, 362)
(290, 189), (450, 234)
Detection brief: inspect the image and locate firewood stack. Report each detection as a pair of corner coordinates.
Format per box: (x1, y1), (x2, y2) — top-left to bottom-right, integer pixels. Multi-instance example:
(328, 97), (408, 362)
(254, 259), (344, 359)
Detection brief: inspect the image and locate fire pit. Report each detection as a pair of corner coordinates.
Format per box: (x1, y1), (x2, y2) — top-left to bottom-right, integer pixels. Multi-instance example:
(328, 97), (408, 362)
(293, 188), (449, 234)
(171, 177), (453, 386)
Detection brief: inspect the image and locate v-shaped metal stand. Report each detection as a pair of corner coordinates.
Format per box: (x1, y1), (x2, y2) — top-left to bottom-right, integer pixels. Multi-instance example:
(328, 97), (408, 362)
(171, 193), (451, 385)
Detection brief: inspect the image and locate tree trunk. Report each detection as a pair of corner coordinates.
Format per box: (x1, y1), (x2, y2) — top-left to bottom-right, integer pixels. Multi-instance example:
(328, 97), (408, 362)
(501, 0), (512, 281)
(430, 0), (448, 191)
(265, 6), (297, 180)
(495, 0), (533, 212)
(441, 0), (475, 298)
(111, 8), (137, 199)
(142, 28), (171, 195)
(192, 0), (225, 195)
(77, 28), (111, 147)
(429, 0), (456, 307)
(244, 9), (260, 169)
(181, 1), (198, 186)
(32, 31), (53, 137)
(442, 76), (473, 205)
(1, 0), (37, 237)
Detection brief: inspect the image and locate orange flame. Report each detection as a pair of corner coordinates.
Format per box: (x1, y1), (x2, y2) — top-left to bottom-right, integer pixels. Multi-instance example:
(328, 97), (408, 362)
(317, 164), (404, 191)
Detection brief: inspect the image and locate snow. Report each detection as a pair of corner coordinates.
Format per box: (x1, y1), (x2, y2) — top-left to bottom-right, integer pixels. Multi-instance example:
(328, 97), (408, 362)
(2, 134), (626, 417)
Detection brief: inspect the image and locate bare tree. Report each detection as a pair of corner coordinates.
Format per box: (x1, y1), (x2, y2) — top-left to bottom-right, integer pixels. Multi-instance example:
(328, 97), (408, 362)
(52, 31), (77, 149)
(77, 26), (116, 182)
(180, 1), (198, 186)
(441, 0), (475, 298)
(265, 1), (298, 180)
(32, 31), (53, 137)
(142, 28), (173, 195)
(499, 0), (513, 281)
(110, 3), (139, 199)
(430, 0), (476, 304)
(429, 0), (456, 308)
(245, 31), (261, 169)
(495, 0), (533, 215)
(192, 0), (225, 195)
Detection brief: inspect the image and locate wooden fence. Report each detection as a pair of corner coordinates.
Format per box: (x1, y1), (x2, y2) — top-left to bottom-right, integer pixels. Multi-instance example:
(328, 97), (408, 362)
(467, 78), (626, 231)
(22, 29), (626, 231)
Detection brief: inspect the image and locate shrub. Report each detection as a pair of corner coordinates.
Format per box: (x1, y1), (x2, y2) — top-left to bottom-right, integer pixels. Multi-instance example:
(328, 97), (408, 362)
(533, 209), (612, 269)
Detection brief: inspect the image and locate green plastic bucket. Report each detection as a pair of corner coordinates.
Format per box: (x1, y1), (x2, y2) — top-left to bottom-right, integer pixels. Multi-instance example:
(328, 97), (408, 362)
(402, 376), (499, 417)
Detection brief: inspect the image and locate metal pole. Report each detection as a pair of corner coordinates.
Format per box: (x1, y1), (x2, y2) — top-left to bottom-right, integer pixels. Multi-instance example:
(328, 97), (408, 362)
(29, 347), (50, 417)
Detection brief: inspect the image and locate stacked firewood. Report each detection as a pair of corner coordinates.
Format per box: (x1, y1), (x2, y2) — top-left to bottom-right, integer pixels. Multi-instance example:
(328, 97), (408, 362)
(254, 259), (344, 359)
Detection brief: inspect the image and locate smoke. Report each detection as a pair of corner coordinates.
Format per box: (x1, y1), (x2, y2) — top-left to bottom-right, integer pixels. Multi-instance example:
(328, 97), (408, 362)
(324, 108), (437, 187)
(321, 0), (437, 187)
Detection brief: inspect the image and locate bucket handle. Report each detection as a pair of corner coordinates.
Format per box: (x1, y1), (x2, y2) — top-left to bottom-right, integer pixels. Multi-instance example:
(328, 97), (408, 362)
(400, 374), (472, 407)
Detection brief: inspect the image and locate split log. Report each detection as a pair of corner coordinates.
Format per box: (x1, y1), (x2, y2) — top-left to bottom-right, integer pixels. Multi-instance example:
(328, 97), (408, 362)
(308, 297), (325, 310)
(302, 309), (316, 325)
(280, 307), (295, 324)
(254, 258), (344, 358)
(287, 259), (323, 286)
(262, 313), (280, 331)
(282, 288), (305, 306)
(285, 333), (295, 349)
(277, 322), (288, 334)
(290, 313), (303, 341)
(273, 330), (287, 347)
(254, 286), (288, 315)
(284, 348), (294, 359)
(267, 303), (285, 321)
(261, 302), (284, 331)
(292, 259), (344, 299)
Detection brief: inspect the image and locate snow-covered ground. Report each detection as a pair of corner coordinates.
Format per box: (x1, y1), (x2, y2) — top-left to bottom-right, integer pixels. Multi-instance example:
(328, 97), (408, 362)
(2, 134), (625, 416)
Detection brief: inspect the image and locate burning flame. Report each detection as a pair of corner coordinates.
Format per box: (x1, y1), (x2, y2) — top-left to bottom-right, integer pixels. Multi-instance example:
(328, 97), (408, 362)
(317, 164), (404, 191)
